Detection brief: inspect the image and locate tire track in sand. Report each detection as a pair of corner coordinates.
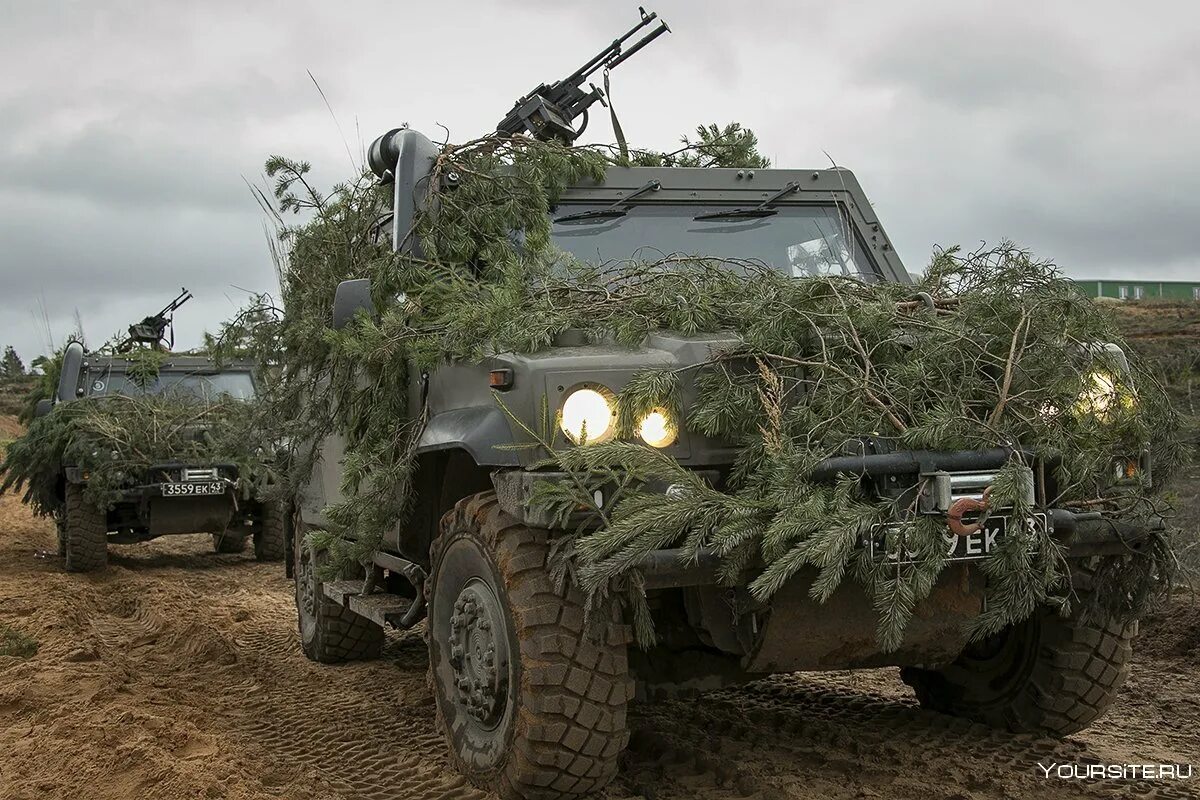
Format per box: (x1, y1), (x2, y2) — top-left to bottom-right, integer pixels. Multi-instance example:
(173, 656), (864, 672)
(222, 618), (485, 800)
(611, 673), (1199, 800)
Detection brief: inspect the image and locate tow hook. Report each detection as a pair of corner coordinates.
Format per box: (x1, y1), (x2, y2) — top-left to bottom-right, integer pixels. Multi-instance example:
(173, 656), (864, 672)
(947, 487), (991, 537)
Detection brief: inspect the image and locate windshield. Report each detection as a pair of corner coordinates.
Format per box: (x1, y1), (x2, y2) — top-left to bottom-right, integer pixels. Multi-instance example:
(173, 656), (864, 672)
(550, 203), (878, 280)
(86, 369), (256, 401)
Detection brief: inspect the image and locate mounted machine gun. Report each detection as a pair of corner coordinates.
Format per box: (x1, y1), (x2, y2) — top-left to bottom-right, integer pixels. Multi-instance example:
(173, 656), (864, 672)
(117, 287), (192, 352)
(493, 6), (670, 143)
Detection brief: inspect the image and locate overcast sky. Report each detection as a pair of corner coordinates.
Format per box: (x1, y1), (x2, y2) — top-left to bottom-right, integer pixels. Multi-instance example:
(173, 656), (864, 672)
(1, 0), (1198, 363)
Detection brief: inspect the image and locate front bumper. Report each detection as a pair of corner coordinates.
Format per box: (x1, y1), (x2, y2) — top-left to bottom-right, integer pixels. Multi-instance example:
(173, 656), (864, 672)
(632, 508), (1163, 590)
(494, 446), (1163, 590)
(65, 462), (242, 536)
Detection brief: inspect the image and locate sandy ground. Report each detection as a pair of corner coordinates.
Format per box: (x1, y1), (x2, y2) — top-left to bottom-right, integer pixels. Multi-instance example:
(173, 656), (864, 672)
(1, 489), (1198, 800)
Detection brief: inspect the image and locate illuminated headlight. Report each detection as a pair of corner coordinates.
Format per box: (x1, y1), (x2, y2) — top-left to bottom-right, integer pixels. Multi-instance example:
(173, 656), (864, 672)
(560, 387), (616, 444)
(637, 408), (677, 448)
(1074, 370), (1134, 421)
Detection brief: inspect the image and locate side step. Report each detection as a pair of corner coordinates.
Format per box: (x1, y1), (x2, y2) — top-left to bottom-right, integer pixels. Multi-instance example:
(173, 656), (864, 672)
(323, 580), (415, 629)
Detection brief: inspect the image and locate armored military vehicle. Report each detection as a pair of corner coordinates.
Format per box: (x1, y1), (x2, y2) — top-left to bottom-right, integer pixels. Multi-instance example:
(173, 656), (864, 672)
(42, 292), (284, 571)
(289, 9), (1158, 799)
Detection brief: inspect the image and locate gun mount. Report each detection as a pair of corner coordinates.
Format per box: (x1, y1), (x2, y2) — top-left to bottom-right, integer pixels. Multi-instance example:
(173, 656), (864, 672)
(494, 7), (669, 143)
(118, 287), (192, 352)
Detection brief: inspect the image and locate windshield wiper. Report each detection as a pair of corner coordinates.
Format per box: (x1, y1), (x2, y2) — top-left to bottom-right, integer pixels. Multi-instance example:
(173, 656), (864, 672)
(693, 181), (801, 221)
(553, 179), (661, 224)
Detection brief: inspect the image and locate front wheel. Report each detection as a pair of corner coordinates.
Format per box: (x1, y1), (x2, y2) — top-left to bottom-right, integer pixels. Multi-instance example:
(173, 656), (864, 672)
(901, 559), (1134, 735)
(428, 492), (632, 800)
(63, 483), (107, 572)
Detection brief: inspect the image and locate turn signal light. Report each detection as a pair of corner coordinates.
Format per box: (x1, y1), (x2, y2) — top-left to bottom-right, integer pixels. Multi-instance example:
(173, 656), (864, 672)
(488, 369), (514, 391)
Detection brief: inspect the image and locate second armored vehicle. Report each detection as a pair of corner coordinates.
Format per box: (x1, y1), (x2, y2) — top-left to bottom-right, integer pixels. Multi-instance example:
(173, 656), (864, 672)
(42, 294), (284, 570)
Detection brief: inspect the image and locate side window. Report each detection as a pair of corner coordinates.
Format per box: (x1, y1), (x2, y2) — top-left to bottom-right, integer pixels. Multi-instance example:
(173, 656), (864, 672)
(1118, 286), (1128, 300)
(1133, 285), (1144, 300)
(1192, 286), (1199, 301)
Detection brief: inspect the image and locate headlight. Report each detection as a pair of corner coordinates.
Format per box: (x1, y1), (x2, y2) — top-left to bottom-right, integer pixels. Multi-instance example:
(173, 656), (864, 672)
(637, 408), (677, 448)
(1075, 370), (1133, 421)
(560, 386), (616, 444)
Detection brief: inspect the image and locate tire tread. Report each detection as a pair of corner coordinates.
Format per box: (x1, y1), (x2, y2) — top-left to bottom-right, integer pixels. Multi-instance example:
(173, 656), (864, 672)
(63, 483), (107, 572)
(254, 501), (287, 561)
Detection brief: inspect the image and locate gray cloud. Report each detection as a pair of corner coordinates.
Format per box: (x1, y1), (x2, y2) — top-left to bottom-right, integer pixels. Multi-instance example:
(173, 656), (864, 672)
(2, 0), (1198, 364)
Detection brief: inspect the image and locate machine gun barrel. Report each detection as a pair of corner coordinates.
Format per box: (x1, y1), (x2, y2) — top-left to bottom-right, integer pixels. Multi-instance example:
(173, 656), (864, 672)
(158, 287), (193, 318)
(605, 18), (670, 71)
(562, 8), (664, 87)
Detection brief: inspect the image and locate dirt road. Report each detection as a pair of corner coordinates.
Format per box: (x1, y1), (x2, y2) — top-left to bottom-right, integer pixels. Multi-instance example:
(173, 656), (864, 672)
(1, 488), (1197, 800)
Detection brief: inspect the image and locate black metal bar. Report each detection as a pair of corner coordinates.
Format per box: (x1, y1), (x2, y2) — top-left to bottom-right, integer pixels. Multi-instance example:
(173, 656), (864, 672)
(639, 547), (724, 589)
(144, 461), (240, 472)
(807, 448), (1020, 481)
(1062, 512), (1163, 557)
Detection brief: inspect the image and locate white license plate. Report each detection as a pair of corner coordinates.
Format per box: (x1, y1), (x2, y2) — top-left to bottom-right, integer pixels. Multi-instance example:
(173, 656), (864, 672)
(161, 481), (226, 497)
(863, 514), (1047, 564)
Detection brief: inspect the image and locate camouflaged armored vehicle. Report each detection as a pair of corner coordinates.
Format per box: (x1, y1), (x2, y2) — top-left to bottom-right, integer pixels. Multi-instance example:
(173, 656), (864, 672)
(288, 10), (1158, 799)
(45, 342), (284, 571)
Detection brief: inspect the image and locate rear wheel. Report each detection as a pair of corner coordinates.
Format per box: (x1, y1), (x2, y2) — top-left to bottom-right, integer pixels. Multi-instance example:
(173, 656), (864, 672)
(902, 559), (1134, 735)
(293, 532), (383, 663)
(428, 492), (632, 800)
(212, 530), (248, 553)
(63, 483), (107, 572)
(253, 501), (287, 562)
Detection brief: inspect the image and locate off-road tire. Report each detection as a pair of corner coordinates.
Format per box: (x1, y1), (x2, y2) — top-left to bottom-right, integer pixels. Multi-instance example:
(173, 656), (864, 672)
(253, 501), (287, 562)
(293, 532), (383, 663)
(63, 483), (107, 572)
(428, 492), (633, 800)
(212, 530), (248, 554)
(901, 559), (1134, 735)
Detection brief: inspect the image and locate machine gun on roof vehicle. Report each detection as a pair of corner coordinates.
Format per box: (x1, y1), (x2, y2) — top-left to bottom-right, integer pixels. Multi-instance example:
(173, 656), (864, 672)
(117, 287), (192, 352)
(494, 6), (670, 143)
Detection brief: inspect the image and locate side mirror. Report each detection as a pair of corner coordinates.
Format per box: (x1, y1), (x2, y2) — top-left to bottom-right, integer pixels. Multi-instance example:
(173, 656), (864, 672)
(56, 341), (85, 403)
(332, 279), (374, 331)
(34, 398), (53, 418)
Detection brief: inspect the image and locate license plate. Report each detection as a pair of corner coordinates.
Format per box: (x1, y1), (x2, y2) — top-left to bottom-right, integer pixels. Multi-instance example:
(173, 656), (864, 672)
(862, 514), (1046, 564)
(161, 481), (226, 497)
